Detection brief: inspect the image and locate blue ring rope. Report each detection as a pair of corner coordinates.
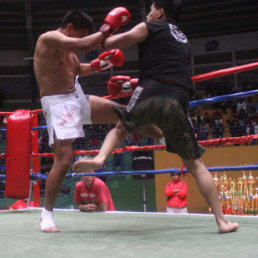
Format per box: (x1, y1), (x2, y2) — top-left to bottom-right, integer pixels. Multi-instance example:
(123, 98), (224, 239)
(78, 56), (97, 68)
(189, 89), (258, 107)
(1, 164), (257, 180)
(67, 164), (258, 177)
(0, 89), (257, 132)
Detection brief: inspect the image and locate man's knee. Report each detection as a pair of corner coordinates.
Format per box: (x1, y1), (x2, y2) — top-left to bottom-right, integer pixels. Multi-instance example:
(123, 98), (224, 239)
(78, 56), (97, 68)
(54, 152), (73, 172)
(183, 158), (205, 173)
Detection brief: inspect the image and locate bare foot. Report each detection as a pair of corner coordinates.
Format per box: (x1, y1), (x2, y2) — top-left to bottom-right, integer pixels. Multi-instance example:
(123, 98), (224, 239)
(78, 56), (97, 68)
(218, 220), (239, 233)
(40, 218), (60, 233)
(40, 208), (60, 233)
(73, 158), (104, 172)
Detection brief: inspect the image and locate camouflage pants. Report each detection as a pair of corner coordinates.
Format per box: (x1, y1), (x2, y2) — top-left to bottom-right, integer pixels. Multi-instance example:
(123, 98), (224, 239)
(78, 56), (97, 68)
(122, 95), (205, 160)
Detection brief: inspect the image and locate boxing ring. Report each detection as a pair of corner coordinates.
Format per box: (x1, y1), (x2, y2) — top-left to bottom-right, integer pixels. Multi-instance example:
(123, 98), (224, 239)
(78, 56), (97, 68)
(0, 62), (257, 257)
(0, 209), (257, 257)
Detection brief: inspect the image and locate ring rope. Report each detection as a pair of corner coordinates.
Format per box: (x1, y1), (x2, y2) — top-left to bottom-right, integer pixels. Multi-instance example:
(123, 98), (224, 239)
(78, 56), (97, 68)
(26, 134), (258, 159)
(0, 164), (257, 180)
(189, 89), (258, 107)
(191, 62), (258, 83)
(104, 62), (258, 99)
(0, 62), (256, 117)
(68, 164), (258, 177)
(0, 135), (257, 160)
(1, 88), (256, 133)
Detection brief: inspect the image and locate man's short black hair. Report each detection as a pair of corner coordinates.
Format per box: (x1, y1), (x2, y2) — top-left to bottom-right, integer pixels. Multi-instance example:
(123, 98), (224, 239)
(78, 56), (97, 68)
(152, 0), (182, 22)
(60, 10), (94, 33)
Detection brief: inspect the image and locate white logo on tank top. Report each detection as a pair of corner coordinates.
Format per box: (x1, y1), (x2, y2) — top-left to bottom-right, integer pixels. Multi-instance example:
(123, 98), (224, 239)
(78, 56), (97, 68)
(169, 24), (188, 43)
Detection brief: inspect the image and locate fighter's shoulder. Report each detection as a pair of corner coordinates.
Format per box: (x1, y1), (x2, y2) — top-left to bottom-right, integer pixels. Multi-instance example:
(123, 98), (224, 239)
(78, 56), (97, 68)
(132, 22), (148, 32)
(38, 30), (63, 44)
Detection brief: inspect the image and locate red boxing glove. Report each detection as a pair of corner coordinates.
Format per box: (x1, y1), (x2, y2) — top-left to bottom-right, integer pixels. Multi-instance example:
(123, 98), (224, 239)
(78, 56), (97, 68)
(91, 49), (124, 73)
(100, 7), (131, 37)
(107, 75), (139, 96)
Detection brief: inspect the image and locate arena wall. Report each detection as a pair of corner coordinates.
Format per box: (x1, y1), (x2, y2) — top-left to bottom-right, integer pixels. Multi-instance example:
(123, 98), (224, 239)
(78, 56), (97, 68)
(154, 145), (258, 213)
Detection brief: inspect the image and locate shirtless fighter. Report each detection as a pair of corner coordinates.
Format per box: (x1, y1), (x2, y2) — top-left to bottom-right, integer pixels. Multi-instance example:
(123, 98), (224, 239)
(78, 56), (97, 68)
(34, 8), (131, 232)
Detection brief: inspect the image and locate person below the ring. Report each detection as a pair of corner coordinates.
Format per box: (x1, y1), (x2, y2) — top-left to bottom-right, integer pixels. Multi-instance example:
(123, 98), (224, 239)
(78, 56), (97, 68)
(74, 170), (115, 212)
(165, 173), (188, 214)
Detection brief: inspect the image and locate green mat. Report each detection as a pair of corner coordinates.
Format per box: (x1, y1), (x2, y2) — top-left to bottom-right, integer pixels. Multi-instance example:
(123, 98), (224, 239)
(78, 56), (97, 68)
(0, 209), (257, 258)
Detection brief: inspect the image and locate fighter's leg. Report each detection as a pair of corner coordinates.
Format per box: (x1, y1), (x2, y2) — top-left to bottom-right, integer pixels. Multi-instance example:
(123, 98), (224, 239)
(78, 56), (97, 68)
(74, 95), (163, 172)
(182, 158), (239, 233)
(140, 124), (163, 143)
(73, 120), (127, 172)
(88, 95), (123, 124)
(73, 123), (163, 172)
(41, 138), (73, 233)
(73, 95), (126, 171)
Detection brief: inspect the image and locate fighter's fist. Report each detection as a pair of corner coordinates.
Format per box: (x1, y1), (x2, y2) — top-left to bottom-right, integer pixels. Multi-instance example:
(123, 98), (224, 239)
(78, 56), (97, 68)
(91, 49), (124, 73)
(100, 7), (131, 37)
(107, 75), (139, 96)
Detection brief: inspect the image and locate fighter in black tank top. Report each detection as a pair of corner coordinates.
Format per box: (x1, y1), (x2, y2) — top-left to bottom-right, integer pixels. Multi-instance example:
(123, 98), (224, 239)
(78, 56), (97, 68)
(139, 20), (192, 91)
(75, 1), (240, 234)
(117, 21), (204, 160)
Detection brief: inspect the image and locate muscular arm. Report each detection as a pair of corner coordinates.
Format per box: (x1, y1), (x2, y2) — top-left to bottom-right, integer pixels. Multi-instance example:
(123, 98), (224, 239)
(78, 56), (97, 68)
(77, 63), (94, 77)
(72, 54), (94, 77)
(41, 30), (105, 53)
(104, 22), (148, 50)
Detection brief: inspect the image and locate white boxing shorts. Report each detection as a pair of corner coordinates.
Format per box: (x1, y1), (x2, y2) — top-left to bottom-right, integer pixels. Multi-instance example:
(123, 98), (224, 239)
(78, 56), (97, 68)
(41, 78), (92, 147)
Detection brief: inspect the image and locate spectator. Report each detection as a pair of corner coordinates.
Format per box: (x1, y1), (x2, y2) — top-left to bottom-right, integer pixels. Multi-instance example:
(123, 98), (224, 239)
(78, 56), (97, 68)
(237, 109), (247, 136)
(132, 134), (142, 146)
(89, 136), (100, 149)
(39, 158), (53, 197)
(2, 115), (8, 127)
(193, 110), (203, 126)
(247, 107), (258, 123)
(252, 118), (258, 144)
(199, 119), (210, 140)
(125, 135), (133, 145)
(165, 173), (188, 214)
(9, 198), (34, 210)
(191, 119), (200, 139)
(0, 116), (8, 143)
(236, 99), (247, 114)
(74, 171), (115, 212)
(203, 112), (212, 125)
(212, 108), (222, 119)
(246, 97), (256, 115)
(212, 114), (224, 138)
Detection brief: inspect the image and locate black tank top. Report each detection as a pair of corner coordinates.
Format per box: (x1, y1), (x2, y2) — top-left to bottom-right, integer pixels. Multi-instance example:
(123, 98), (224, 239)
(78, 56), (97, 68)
(139, 20), (193, 91)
